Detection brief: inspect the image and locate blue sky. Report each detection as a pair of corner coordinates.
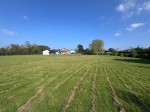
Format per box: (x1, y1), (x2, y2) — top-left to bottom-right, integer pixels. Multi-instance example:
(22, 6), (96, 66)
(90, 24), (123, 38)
(0, 0), (150, 50)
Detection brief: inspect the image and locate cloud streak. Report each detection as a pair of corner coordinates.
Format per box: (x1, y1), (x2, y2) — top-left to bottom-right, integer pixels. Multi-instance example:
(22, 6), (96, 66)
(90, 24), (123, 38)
(126, 23), (145, 31)
(116, 0), (150, 19)
(23, 15), (29, 20)
(115, 32), (121, 36)
(0, 29), (17, 36)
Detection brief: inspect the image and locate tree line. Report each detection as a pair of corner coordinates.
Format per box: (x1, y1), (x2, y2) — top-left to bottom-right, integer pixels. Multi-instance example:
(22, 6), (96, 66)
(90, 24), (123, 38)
(106, 46), (150, 59)
(0, 39), (104, 56)
(0, 41), (50, 56)
(77, 42), (150, 59)
(1, 39), (150, 59)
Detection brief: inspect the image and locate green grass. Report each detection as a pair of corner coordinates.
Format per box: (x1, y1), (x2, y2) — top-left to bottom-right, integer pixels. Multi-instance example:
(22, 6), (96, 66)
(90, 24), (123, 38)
(0, 55), (150, 112)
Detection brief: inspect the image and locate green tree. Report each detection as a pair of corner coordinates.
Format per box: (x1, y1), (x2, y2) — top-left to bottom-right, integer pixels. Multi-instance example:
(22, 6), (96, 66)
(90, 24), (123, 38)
(90, 39), (104, 55)
(10, 44), (21, 55)
(84, 48), (91, 55)
(108, 48), (116, 55)
(0, 48), (7, 55)
(0, 41), (50, 56)
(77, 44), (84, 54)
(24, 41), (32, 54)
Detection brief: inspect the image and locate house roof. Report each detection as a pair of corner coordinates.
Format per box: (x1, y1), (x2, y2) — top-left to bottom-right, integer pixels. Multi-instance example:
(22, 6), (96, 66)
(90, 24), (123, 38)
(50, 49), (60, 53)
(60, 48), (70, 52)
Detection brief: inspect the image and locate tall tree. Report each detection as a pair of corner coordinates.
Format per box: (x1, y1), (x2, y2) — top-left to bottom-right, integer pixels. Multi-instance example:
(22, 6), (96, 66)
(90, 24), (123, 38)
(24, 41), (32, 54)
(77, 44), (84, 54)
(90, 39), (104, 55)
(108, 48), (116, 55)
(84, 48), (91, 55)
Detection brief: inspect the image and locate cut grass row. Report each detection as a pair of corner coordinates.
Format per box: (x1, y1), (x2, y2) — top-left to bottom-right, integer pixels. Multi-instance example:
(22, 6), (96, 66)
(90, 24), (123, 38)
(106, 63), (150, 112)
(95, 63), (118, 112)
(109, 64), (150, 104)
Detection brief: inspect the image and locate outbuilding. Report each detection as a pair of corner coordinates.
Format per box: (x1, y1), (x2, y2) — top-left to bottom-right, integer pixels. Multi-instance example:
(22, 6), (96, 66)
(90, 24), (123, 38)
(50, 49), (60, 55)
(43, 50), (50, 55)
(70, 50), (75, 54)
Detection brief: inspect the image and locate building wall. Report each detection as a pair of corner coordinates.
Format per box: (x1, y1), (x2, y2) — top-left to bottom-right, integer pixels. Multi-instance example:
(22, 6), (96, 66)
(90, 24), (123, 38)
(43, 50), (50, 55)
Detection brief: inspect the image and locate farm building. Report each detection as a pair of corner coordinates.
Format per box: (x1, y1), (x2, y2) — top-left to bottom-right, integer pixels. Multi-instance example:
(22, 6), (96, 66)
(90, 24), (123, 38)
(60, 48), (70, 55)
(43, 50), (50, 55)
(50, 49), (60, 55)
(43, 48), (71, 55)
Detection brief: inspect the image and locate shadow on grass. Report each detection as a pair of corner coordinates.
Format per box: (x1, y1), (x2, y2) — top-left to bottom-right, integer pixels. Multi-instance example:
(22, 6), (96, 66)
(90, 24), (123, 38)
(136, 65), (150, 69)
(113, 58), (150, 64)
(117, 90), (150, 112)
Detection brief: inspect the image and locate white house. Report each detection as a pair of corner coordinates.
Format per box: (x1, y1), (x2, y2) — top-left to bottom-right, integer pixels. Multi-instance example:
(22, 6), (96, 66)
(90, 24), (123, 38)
(43, 50), (50, 55)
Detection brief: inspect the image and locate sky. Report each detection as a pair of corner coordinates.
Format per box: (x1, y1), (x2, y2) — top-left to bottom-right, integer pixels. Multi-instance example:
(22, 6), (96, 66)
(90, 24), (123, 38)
(0, 0), (150, 50)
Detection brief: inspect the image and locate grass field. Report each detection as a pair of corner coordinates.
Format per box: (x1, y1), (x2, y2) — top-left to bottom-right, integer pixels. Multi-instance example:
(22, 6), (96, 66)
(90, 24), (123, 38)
(0, 55), (150, 112)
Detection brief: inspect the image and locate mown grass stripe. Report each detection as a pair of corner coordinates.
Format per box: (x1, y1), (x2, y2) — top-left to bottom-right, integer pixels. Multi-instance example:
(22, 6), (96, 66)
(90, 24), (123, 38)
(108, 64), (149, 93)
(117, 62), (150, 81)
(107, 64), (150, 112)
(90, 61), (98, 112)
(51, 65), (86, 93)
(63, 65), (91, 112)
(117, 73), (150, 112)
(103, 65), (125, 112)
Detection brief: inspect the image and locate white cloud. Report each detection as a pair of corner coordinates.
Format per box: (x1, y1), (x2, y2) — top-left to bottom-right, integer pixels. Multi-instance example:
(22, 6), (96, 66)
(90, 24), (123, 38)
(116, 4), (125, 12)
(131, 23), (145, 28)
(0, 29), (17, 36)
(115, 33), (121, 36)
(23, 16), (28, 20)
(116, 0), (136, 19)
(126, 27), (133, 31)
(126, 23), (145, 31)
(116, 0), (150, 19)
(116, 0), (135, 12)
(142, 1), (150, 11)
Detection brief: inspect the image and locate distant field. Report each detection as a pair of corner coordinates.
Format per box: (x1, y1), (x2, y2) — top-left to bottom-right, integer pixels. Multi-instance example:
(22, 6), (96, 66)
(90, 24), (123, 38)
(0, 55), (150, 112)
